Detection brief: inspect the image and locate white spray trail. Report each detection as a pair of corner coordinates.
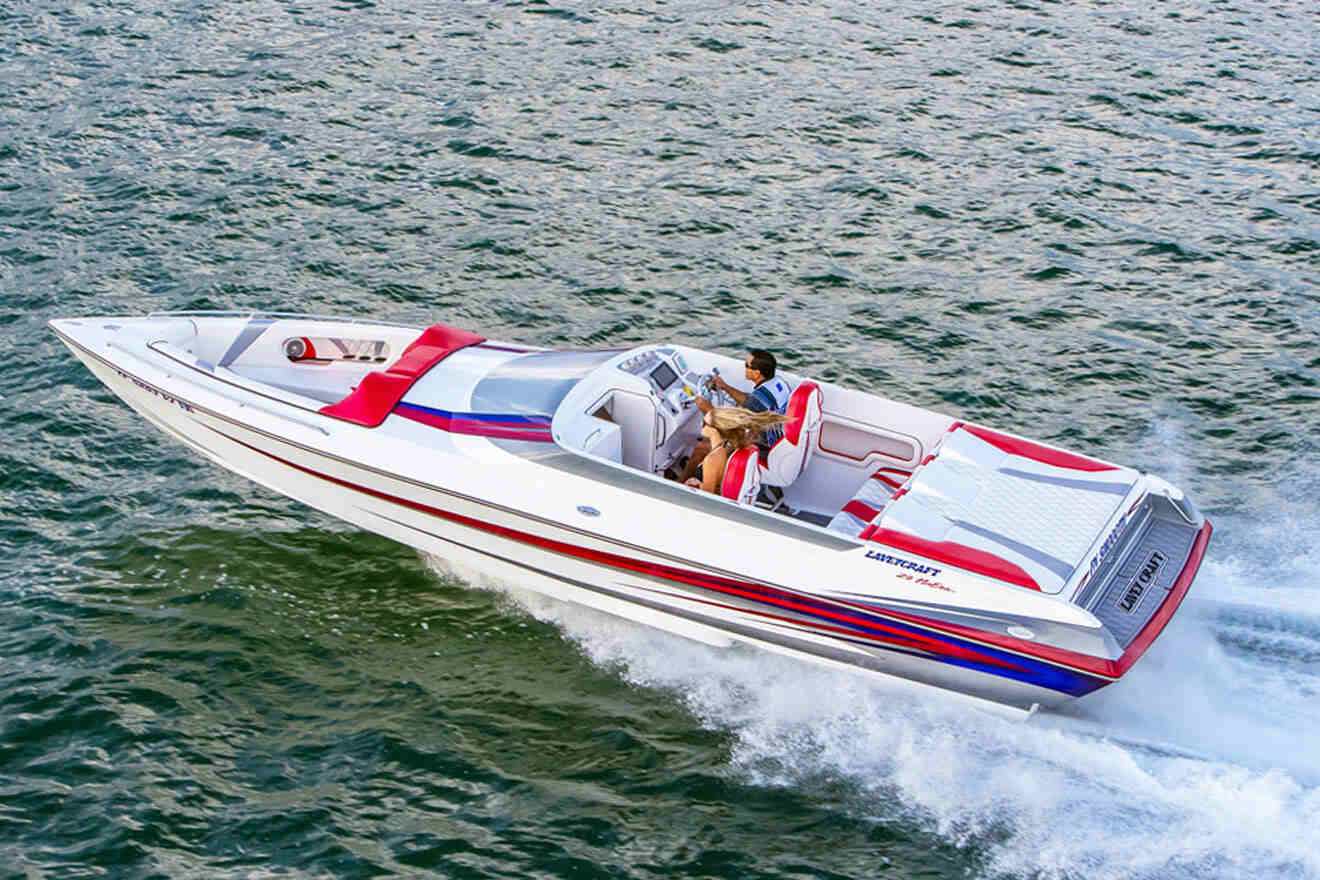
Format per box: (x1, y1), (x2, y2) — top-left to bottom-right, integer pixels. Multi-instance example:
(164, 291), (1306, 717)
(423, 423), (1320, 880)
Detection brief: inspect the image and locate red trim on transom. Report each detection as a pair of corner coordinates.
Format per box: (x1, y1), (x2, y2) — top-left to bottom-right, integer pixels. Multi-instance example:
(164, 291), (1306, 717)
(1115, 520), (1211, 670)
(319, 324), (485, 427)
(865, 521), (1211, 678)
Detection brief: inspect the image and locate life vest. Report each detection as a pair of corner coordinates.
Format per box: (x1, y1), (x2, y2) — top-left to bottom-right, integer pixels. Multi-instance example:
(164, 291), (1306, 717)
(749, 376), (791, 448)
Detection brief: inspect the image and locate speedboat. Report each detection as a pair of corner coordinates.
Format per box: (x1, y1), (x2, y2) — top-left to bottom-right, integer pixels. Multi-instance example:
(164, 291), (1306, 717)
(50, 311), (1212, 716)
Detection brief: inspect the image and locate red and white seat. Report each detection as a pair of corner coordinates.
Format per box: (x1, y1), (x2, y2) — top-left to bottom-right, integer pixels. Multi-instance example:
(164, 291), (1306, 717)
(758, 381), (823, 488)
(720, 446), (763, 505)
(825, 466), (914, 536)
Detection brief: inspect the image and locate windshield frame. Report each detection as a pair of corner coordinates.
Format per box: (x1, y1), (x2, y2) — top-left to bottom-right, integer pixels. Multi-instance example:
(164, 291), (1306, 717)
(469, 349), (624, 421)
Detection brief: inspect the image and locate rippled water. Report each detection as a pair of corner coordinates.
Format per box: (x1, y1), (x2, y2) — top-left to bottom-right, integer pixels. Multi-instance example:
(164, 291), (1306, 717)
(3, 1), (1318, 877)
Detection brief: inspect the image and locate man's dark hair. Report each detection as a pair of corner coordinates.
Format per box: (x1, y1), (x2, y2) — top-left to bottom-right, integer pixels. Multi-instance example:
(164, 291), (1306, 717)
(748, 349), (776, 379)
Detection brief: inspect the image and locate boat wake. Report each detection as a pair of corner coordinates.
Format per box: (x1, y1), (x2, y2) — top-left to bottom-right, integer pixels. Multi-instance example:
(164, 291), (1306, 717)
(426, 488), (1320, 880)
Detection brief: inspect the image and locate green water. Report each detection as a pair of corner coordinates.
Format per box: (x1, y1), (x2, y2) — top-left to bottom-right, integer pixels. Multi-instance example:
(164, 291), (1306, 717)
(3, 1), (1318, 877)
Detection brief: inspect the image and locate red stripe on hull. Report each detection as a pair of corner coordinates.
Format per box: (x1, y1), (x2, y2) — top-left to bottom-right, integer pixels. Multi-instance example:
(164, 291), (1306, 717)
(197, 421), (1204, 682)
(639, 585), (1028, 670)
(203, 424), (1031, 673)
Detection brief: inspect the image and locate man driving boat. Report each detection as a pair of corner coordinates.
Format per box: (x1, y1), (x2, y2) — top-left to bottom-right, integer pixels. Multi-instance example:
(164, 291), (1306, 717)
(677, 348), (791, 484)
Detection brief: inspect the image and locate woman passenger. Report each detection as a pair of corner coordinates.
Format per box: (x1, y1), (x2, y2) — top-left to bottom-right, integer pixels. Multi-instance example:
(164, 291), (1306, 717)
(684, 407), (789, 495)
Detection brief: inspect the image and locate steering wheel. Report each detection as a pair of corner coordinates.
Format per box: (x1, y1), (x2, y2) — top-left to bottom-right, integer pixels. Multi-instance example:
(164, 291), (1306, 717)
(700, 368), (737, 408)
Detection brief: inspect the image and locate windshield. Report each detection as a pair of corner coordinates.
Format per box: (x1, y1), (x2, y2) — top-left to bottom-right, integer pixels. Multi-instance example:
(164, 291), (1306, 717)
(471, 350), (620, 419)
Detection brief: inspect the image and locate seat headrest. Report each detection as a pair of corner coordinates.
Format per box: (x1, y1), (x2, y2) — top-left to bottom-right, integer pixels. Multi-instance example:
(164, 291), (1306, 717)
(720, 446), (762, 505)
(784, 381), (822, 445)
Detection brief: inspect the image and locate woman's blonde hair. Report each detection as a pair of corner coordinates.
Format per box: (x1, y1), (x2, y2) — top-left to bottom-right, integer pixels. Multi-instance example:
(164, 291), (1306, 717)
(705, 406), (790, 450)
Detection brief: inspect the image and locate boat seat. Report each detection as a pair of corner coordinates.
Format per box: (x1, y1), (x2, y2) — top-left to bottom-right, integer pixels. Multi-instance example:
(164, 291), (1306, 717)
(721, 446), (762, 506)
(758, 381), (823, 488)
(826, 466), (914, 537)
(826, 420), (963, 537)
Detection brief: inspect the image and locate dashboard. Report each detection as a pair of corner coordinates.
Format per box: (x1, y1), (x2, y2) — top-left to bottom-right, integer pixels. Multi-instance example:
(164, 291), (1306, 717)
(551, 344), (718, 475)
(616, 347), (703, 418)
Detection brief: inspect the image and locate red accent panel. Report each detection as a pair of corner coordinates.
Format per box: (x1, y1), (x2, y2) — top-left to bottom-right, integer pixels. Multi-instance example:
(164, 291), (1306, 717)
(959, 424), (1118, 472)
(319, 324), (485, 427)
(864, 527), (1043, 591)
(300, 337), (317, 360)
(842, 499), (880, 522)
(721, 446), (757, 500)
(784, 381), (820, 445)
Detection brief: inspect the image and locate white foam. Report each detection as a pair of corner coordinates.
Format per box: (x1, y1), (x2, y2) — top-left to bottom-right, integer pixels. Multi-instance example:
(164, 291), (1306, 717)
(478, 566), (1320, 878)
(421, 422), (1320, 879)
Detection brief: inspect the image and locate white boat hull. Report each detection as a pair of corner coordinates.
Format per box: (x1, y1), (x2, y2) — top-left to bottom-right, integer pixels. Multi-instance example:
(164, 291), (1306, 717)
(52, 314), (1212, 716)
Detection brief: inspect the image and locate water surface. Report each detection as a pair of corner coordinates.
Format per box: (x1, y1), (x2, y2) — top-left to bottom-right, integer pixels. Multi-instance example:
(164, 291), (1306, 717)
(3, 1), (1318, 878)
